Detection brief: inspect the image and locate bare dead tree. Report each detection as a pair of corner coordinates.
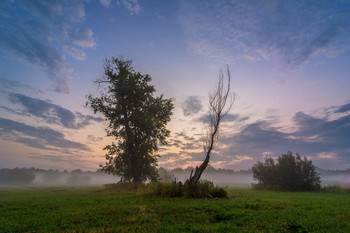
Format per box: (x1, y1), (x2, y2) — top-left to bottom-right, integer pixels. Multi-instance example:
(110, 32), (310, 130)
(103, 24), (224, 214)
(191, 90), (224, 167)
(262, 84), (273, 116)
(188, 66), (235, 187)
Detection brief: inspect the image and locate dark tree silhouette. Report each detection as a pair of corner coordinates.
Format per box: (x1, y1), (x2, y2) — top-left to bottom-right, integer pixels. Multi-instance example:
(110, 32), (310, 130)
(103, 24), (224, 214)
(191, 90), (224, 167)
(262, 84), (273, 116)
(188, 67), (234, 187)
(0, 168), (36, 185)
(252, 151), (321, 191)
(87, 57), (174, 183)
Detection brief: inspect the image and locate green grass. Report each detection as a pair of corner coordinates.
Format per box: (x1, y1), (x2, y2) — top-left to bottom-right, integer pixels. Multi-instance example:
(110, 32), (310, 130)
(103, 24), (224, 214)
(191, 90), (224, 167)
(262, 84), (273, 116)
(0, 185), (349, 232)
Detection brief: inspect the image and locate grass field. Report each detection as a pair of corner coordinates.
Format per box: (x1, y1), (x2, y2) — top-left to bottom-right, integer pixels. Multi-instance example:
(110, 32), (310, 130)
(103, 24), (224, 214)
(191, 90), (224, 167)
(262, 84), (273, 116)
(0, 185), (349, 232)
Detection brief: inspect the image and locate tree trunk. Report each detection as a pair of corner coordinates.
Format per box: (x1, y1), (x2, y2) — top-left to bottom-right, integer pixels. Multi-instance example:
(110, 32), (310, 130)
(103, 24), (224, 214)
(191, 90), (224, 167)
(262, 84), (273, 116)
(187, 66), (234, 187)
(188, 154), (210, 187)
(188, 120), (219, 187)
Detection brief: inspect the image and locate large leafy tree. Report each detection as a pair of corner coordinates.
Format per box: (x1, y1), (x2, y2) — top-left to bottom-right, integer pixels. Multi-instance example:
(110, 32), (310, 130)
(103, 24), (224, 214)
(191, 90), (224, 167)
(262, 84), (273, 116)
(87, 58), (173, 183)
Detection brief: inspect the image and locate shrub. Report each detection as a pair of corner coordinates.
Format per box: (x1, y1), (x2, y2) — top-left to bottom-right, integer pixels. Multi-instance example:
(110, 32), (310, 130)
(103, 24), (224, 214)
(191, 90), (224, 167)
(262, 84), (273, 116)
(141, 182), (182, 197)
(141, 180), (228, 198)
(320, 185), (349, 193)
(210, 186), (230, 198)
(252, 151), (321, 191)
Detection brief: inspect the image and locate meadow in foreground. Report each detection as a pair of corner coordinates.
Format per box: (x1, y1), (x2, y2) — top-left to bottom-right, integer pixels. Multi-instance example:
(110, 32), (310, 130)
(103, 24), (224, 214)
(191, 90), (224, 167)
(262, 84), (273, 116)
(0, 185), (349, 232)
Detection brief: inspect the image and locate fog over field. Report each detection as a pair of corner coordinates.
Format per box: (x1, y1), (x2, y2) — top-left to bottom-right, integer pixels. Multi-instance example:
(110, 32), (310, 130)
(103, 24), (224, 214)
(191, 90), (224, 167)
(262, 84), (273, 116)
(32, 172), (117, 185)
(171, 170), (350, 188)
(320, 174), (350, 187)
(1, 167), (349, 187)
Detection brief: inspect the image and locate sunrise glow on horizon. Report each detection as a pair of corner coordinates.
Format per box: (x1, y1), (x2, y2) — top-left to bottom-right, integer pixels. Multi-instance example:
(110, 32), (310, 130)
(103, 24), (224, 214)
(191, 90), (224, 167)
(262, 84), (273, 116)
(0, 0), (350, 171)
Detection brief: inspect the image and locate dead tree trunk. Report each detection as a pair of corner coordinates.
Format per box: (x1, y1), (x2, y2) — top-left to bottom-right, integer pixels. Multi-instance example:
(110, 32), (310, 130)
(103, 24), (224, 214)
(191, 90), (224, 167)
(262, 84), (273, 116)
(188, 66), (234, 187)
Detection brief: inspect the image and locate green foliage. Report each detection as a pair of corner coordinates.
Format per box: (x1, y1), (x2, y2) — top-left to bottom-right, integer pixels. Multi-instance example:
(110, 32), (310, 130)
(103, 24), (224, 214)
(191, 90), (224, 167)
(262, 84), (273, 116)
(1, 186), (350, 232)
(87, 57), (174, 183)
(252, 151), (321, 191)
(210, 185), (229, 198)
(141, 180), (228, 198)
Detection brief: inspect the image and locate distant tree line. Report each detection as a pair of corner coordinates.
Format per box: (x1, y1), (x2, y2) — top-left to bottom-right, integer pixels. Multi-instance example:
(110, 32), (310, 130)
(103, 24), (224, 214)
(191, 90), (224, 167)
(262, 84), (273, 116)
(0, 166), (254, 185)
(171, 165), (253, 175)
(2, 164), (348, 187)
(0, 168), (98, 185)
(167, 165), (349, 177)
(0, 168), (36, 185)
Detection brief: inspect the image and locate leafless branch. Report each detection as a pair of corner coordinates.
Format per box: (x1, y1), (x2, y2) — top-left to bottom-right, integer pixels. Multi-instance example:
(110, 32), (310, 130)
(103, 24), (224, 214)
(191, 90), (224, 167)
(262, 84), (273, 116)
(189, 66), (235, 186)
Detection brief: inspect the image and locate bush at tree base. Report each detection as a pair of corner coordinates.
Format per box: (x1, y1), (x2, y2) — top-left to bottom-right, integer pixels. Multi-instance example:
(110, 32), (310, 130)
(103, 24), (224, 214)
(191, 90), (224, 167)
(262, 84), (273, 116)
(141, 180), (228, 198)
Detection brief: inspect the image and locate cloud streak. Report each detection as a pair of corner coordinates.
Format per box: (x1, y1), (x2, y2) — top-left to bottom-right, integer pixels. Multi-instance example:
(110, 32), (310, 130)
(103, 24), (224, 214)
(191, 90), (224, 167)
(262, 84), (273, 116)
(8, 93), (103, 129)
(0, 78), (42, 93)
(0, 118), (90, 151)
(334, 102), (350, 114)
(197, 113), (247, 124)
(180, 1), (350, 66)
(99, 0), (141, 14)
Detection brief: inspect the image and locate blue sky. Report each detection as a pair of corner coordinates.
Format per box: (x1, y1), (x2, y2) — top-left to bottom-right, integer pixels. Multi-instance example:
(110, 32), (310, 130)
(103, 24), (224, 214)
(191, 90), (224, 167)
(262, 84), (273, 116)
(0, 0), (350, 171)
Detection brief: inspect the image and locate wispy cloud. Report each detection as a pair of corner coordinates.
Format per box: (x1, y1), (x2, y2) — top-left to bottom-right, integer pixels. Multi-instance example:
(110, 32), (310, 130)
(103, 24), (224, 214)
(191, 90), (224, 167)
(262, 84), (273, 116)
(117, 0), (141, 15)
(182, 96), (203, 116)
(0, 78), (44, 94)
(179, 0), (350, 66)
(0, 105), (23, 115)
(317, 152), (337, 159)
(100, 0), (112, 8)
(70, 28), (96, 48)
(99, 0), (141, 15)
(197, 113), (247, 124)
(0, 0), (96, 93)
(7, 93), (103, 129)
(334, 102), (350, 114)
(0, 118), (90, 151)
(28, 153), (89, 165)
(87, 135), (103, 142)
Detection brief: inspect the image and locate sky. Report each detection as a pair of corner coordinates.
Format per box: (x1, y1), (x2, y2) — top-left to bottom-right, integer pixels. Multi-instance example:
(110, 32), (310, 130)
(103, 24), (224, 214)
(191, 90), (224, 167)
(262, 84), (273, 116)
(0, 0), (350, 171)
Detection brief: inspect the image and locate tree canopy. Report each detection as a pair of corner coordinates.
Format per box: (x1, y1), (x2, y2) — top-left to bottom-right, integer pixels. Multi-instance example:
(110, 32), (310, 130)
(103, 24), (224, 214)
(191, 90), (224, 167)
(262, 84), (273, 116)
(87, 58), (173, 183)
(252, 151), (321, 191)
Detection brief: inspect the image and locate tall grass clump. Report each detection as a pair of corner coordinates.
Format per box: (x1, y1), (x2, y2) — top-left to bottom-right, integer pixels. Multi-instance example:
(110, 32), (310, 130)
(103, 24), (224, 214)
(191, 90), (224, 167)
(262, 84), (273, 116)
(320, 185), (350, 193)
(141, 180), (227, 198)
(103, 182), (145, 191)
